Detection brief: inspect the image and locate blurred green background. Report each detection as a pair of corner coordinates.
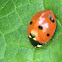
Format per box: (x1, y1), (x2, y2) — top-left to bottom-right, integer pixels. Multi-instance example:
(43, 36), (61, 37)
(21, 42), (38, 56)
(0, 0), (62, 62)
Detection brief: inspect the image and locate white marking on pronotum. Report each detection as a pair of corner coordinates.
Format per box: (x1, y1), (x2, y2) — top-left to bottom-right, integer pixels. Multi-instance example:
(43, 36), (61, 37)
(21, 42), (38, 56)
(37, 45), (42, 47)
(31, 30), (38, 37)
(29, 35), (31, 38)
(33, 38), (36, 41)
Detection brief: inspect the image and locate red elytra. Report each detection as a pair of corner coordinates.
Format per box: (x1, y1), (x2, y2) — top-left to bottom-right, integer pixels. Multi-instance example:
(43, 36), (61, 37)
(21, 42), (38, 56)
(27, 10), (56, 47)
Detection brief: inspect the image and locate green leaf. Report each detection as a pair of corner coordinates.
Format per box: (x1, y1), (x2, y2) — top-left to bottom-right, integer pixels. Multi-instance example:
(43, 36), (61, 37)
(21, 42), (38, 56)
(0, 0), (62, 62)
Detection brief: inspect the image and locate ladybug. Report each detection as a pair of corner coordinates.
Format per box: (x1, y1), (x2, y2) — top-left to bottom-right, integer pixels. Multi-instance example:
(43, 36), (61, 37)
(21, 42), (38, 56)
(27, 10), (56, 47)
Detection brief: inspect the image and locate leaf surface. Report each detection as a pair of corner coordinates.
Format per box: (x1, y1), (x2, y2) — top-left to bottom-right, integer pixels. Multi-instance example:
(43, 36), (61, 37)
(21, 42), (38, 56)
(0, 0), (62, 62)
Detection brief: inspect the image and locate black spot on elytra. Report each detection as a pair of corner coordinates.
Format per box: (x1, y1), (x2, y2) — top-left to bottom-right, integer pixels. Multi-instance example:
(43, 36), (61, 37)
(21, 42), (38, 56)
(30, 21), (32, 24)
(38, 26), (43, 30)
(50, 17), (54, 23)
(48, 14), (54, 23)
(47, 33), (50, 36)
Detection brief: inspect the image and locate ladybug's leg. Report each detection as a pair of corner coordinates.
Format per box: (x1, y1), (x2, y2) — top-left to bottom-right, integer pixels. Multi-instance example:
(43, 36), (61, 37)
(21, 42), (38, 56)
(43, 43), (47, 46)
(28, 37), (43, 48)
(51, 38), (54, 41)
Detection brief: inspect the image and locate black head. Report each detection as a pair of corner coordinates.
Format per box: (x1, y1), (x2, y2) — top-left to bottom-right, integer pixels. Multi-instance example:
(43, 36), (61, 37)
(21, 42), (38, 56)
(28, 37), (43, 47)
